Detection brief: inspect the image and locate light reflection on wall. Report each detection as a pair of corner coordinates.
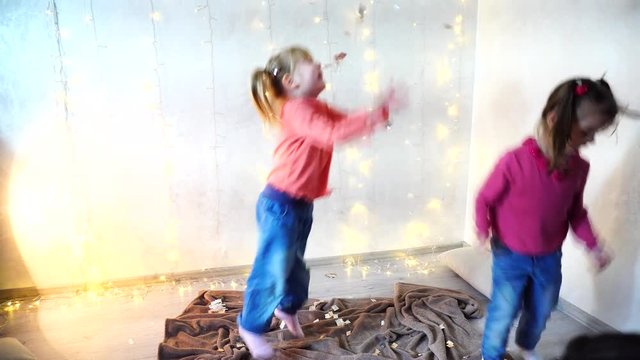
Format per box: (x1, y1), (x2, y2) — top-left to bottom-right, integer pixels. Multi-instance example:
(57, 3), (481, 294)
(2, 0), (476, 291)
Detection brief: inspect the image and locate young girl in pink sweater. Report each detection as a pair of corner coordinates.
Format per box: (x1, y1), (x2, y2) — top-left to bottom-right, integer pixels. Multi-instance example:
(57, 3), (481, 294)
(476, 78), (617, 360)
(238, 45), (405, 359)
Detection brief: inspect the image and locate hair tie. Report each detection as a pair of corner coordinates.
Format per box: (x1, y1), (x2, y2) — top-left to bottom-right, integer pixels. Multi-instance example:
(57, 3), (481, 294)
(575, 80), (588, 96)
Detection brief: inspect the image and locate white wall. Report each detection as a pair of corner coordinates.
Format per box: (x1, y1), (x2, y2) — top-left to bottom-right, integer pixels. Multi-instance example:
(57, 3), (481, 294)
(0, 0), (477, 290)
(465, 0), (640, 331)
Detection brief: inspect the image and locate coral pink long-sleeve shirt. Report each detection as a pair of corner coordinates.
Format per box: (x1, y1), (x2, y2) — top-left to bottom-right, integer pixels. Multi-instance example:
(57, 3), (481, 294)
(267, 97), (388, 201)
(475, 138), (599, 255)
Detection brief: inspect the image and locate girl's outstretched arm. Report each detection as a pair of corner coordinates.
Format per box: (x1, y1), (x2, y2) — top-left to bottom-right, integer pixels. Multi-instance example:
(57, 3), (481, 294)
(567, 163), (612, 271)
(568, 163), (599, 251)
(282, 98), (389, 148)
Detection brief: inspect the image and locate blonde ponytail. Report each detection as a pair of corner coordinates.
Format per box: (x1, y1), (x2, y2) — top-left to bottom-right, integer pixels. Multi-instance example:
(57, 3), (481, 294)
(251, 68), (282, 126)
(250, 46), (314, 126)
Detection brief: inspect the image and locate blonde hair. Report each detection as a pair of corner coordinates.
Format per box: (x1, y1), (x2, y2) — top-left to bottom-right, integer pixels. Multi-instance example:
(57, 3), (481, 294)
(250, 46), (313, 126)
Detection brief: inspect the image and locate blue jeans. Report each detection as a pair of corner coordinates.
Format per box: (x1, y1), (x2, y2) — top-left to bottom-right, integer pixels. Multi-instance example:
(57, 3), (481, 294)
(238, 187), (314, 334)
(482, 238), (562, 360)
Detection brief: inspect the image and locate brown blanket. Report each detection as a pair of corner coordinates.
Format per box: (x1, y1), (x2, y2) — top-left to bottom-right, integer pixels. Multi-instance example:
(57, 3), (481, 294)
(159, 282), (484, 360)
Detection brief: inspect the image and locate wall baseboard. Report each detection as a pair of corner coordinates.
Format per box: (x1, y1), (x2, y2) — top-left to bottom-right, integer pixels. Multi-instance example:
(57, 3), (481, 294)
(0, 286), (39, 302)
(1, 242), (618, 334)
(0, 242), (464, 301)
(305, 242), (463, 267)
(557, 298), (619, 333)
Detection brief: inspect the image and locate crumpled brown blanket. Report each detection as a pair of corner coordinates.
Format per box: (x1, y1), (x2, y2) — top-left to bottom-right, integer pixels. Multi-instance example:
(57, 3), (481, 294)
(158, 282), (484, 360)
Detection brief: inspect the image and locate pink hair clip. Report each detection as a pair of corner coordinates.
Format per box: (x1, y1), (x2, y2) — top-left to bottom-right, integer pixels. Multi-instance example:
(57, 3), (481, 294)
(575, 80), (588, 96)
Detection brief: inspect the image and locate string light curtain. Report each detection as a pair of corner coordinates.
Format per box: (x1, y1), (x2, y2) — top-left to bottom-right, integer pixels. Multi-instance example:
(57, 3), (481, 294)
(1, 0), (477, 289)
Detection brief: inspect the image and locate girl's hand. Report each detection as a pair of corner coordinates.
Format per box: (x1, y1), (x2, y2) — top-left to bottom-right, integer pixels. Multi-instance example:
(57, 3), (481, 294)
(591, 247), (612, 272)
(475, 230), (491, 252)
(381, 83), (409, 113)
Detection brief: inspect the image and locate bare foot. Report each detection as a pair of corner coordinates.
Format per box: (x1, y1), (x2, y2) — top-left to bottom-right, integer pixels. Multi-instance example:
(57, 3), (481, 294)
(238, 326), (274, 359)
(274, 308), (305, 338)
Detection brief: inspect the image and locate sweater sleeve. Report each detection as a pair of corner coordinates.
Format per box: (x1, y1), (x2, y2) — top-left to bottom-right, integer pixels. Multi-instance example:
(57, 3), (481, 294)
(325, 104), (348, 120)
(282, 98), (389, 149)
(568, 163), (599, 250)
(475, 153), (512, 238)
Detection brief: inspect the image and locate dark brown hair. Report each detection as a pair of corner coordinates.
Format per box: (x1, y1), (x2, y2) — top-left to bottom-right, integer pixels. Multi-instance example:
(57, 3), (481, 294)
(540, 78), (618, 169)
(250, 46), (313, 126)
(558, 333), (640, 360)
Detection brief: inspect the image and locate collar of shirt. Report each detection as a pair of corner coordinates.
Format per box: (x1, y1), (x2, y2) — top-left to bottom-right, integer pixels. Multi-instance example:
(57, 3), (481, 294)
(523, 137), (581, 182)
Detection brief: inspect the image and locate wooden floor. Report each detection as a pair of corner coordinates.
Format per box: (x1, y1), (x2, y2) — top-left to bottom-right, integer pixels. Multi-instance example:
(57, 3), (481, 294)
(1, 250), (595, 359)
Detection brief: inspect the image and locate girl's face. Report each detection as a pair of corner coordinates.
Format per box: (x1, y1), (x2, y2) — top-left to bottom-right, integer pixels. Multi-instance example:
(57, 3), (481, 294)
(569, 100), (613, 149)
(291, 59), (325, 98)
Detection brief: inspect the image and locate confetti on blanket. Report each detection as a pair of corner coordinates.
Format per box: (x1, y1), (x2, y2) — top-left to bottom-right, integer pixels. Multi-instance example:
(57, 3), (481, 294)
(158, 282), (484, 359)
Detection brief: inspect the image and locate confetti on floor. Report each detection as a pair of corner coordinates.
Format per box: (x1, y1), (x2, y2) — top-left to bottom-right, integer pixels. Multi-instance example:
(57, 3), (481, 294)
(208, 298), (227, 314)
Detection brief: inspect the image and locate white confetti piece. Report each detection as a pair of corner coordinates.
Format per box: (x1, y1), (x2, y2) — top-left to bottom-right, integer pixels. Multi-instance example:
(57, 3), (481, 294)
(439, 323), (446, 329)
(344, 320), (351, 324)
(336, 318), (345, 327)
(371, 298), (377, 302)
(446, 340), (454, 348)
(280, 321), (286, 329)
(391, 342), (399, 349)
(346, 330), (352, 336)
(325, 311), (334, 319)
(381, 320), (385, 326)
(333, 314), (339, 319)
(331, 304), (340, 311)
(208, 299), (227, 313)
(313, 319), (320, 323)
(374, 349), (381, 356)
(309, 305), (316, 311)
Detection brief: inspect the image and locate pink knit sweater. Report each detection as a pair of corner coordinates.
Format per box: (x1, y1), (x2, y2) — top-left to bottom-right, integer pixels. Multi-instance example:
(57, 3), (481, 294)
(476, 138), (599, 255)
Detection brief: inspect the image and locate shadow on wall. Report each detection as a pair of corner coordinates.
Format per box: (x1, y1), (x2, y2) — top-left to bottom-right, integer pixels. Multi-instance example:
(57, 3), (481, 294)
(0, 137), (35, 295)
(588, 130), (640, 330)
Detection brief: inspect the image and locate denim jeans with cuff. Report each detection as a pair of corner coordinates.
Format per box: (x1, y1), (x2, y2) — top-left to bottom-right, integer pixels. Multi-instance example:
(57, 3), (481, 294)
(482, 237), (562, 360)
(238, 186), (313, 334)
